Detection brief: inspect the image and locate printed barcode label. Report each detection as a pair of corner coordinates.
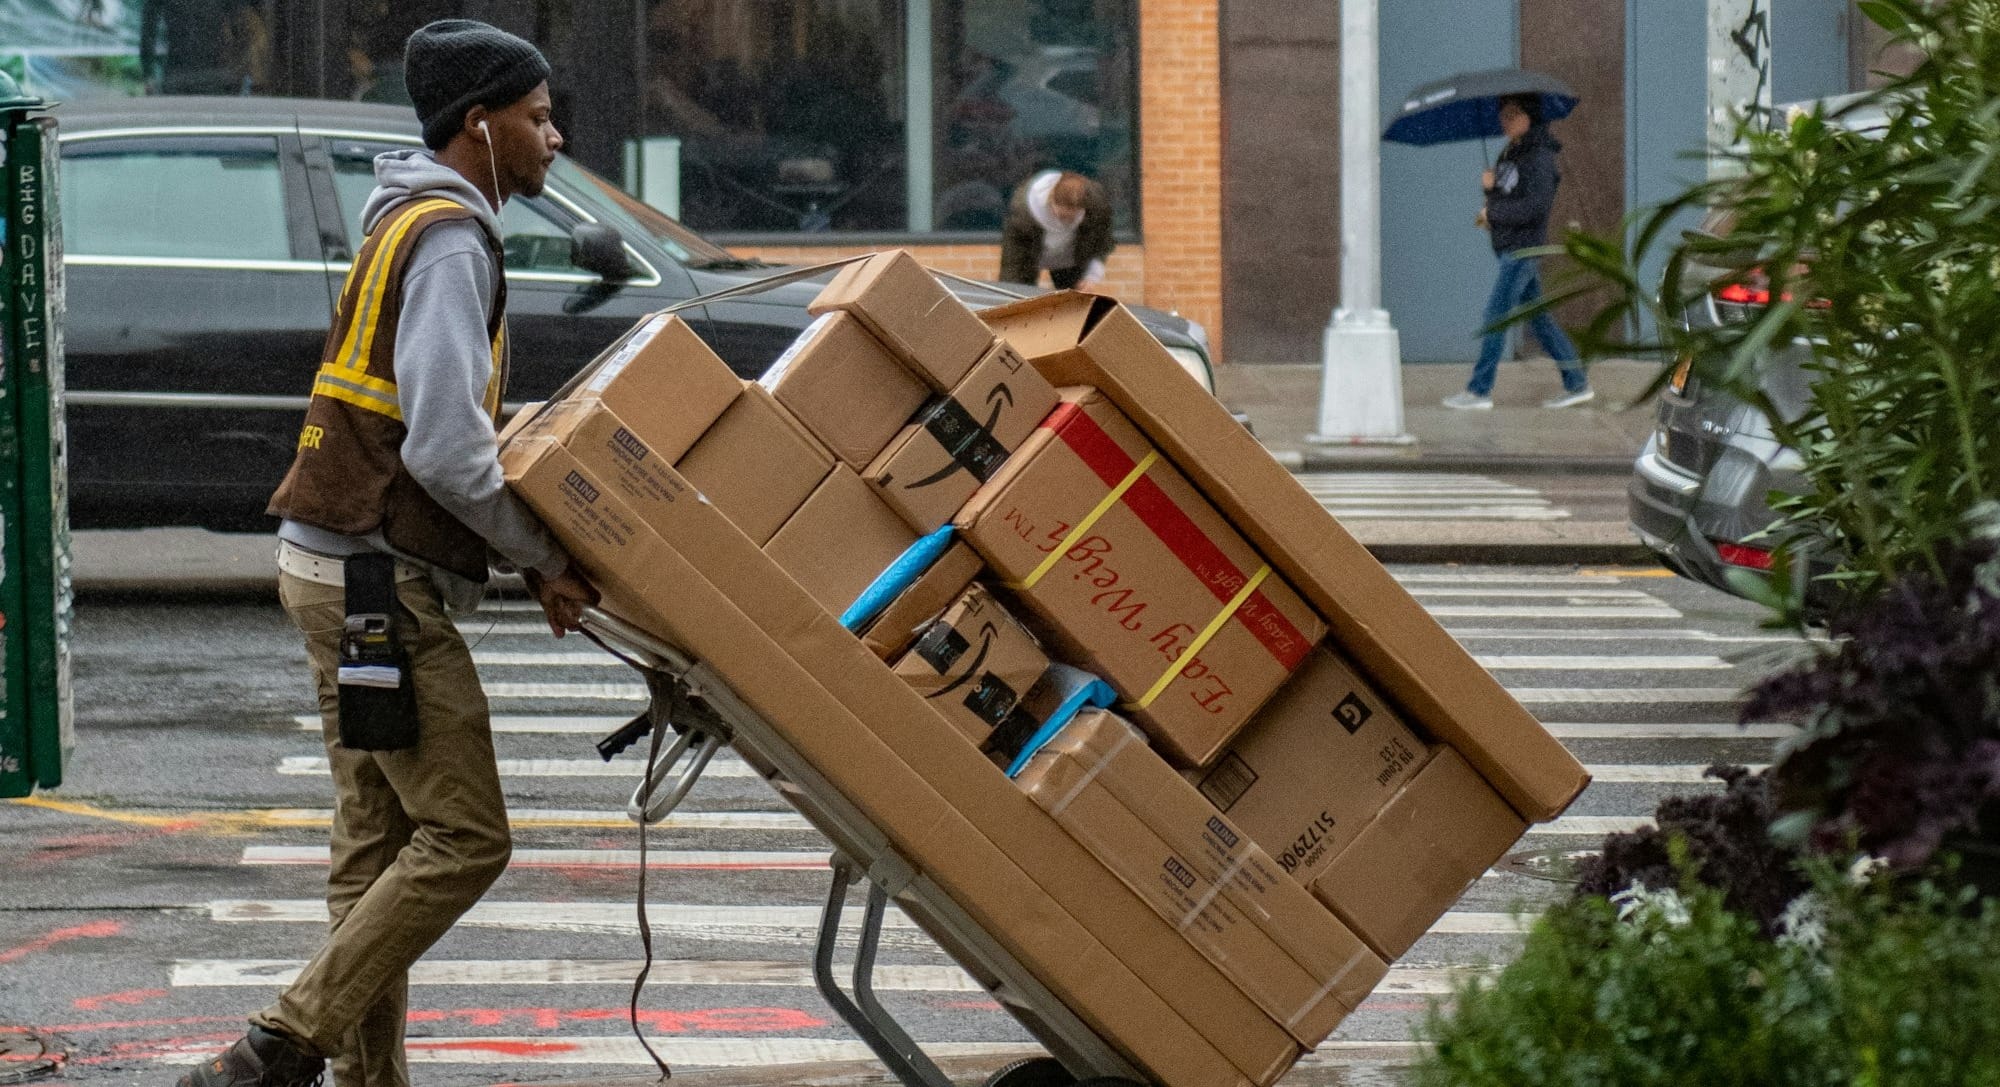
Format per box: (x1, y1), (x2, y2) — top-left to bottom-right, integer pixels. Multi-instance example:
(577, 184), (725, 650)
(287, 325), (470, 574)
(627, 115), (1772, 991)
(585, 315), (669, 393)
(1197, 751), (1257, 812)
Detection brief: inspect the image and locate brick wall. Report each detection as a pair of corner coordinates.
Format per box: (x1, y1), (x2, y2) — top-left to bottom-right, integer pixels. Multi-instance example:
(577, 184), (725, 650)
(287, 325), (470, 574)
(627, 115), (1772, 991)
(1140, 0), (1226, 355)
(736, 3), (1224, 357)
(730, 243), (1148, 303)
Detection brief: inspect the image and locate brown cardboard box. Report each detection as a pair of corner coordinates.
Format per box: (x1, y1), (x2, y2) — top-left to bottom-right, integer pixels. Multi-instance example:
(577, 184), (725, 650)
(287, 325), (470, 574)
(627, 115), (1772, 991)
(505, 445), (1297, 1087)
(1193, 646), (1434, 885)
(504, 398), (710, 544)
(764, 466), (919, 616)
(1019, 710), (1386, 1046)
(761, 312), (931, 470)
(955, 388), (1326, 767)
(675, 384), (833, 545)
(979, 292), (1589, 821)
(809, 250), (994, 389)
(865, 340), (1060, 533)
(892, 583), (1053, 762)
(561, 313), (743, 462)
(1309, 748), (1528, 960)
(857, 541), (983, 661)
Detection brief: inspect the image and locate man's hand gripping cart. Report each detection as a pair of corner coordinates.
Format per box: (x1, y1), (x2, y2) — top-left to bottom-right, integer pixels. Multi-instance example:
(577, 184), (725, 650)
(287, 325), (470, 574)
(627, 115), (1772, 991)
(584, 606), (1153, 1087)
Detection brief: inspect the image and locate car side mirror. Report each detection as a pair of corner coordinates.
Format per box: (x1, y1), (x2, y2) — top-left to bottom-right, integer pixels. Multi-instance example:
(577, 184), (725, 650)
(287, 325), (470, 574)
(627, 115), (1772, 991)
(570, 223), (635, 282)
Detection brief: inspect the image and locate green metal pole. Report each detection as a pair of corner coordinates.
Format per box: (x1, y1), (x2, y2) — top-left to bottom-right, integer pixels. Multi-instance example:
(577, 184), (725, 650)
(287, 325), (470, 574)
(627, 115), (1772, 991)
(0, 97), (36, 797)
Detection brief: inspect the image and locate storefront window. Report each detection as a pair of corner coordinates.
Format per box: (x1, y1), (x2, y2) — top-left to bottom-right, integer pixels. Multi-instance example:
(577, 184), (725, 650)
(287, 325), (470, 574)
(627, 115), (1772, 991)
(932, 0), (1137, 234)
(0, 0), (1140, 239)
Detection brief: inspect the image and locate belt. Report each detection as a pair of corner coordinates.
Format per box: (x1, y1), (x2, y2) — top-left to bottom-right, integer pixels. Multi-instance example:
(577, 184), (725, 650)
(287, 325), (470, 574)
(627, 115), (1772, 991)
(277, 540), (428, 587)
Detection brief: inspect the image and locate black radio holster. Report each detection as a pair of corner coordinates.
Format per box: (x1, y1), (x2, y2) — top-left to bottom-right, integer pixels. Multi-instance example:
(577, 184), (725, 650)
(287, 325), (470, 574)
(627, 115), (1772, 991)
(336, 553), (421, 751)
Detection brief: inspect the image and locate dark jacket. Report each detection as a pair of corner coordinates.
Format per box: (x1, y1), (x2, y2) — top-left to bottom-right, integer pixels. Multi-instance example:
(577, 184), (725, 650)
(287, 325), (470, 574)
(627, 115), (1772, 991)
(1484, 125), (1562, 254)
(999, 179), (1115, 286)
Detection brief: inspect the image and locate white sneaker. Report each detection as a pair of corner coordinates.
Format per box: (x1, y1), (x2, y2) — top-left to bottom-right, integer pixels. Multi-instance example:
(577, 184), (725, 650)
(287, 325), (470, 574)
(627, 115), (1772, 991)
(1441, 391), (1494, 410)
(1542, 388), (1596, 409)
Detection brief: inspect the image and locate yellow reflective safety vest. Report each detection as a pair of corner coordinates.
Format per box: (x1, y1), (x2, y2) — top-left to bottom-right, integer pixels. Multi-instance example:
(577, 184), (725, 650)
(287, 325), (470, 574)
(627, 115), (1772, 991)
(267, 196), (509, 583)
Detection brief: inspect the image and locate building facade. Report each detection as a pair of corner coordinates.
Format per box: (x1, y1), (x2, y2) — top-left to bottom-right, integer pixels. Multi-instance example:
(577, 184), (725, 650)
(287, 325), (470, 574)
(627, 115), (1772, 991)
(2, 0), (1897, 363)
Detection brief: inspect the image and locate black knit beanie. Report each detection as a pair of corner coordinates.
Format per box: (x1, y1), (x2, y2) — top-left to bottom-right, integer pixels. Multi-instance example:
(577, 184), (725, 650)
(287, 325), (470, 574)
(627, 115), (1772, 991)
(405, 19), (550, 151)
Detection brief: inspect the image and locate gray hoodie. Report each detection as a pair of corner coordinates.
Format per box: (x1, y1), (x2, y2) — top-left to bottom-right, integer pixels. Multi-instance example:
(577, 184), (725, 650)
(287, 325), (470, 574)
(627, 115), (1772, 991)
(279, 149), (567, 609)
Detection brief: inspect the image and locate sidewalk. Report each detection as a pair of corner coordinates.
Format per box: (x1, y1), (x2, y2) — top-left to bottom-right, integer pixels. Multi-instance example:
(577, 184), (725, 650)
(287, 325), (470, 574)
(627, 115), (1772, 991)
(1214, 357), (1662, 564)
(1215, 357), (1660, 472)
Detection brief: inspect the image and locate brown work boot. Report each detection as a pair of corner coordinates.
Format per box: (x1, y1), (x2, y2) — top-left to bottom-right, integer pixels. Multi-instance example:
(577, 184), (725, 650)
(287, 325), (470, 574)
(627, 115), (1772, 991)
(176, 1026), (324, 1087)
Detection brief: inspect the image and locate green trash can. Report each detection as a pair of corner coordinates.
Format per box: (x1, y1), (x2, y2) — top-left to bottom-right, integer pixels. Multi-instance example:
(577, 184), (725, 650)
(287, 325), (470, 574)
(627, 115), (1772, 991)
(0, 74), (74, 798)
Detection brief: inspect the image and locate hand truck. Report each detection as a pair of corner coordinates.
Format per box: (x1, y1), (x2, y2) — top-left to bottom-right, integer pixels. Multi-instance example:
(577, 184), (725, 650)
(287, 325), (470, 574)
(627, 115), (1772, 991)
(583, 607), (1153, 1087)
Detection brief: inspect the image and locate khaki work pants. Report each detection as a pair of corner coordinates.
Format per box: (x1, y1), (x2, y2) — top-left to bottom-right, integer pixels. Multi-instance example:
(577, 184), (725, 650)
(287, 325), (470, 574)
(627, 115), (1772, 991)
(254, 571), (512, 1087)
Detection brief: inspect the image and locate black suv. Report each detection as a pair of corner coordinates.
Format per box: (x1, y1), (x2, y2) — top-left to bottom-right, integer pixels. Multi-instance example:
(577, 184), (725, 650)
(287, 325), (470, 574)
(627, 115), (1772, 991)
(57, 96), (1217, 530)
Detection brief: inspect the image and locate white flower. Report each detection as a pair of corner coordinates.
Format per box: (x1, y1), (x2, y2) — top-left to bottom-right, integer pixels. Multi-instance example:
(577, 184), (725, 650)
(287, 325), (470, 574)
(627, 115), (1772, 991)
(1610, 882), (1692, 927)
(1775, 891), (1828, 952)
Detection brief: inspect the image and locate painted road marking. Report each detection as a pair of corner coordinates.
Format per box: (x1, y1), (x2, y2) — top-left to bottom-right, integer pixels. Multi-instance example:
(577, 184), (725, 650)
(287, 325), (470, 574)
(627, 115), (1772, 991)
(206, 899), (1530, 943)
(1509, 687), (1743, 705)
(257, 808), (813, 831)
(1319, 507), (1570, 520)
(278, 756), (755, 779)
(1405, 587), (1659, 599)
(1444, 627), (1822, 645)
(1529, 816), (1652, 836)
(1587, 763), (1768, 783)
(172, 955), (1506, 994)
(1474, 654), (1732, 670)
(1422, 604), (1681, 619)
(1392, 571), (1637, 584)
(241, 846), (829, 871)
(293, 715), (631, 733)
(1543, 722), (1793, 739)
(484, 683), (649, 702)
(139, 1038), (1033, 1067)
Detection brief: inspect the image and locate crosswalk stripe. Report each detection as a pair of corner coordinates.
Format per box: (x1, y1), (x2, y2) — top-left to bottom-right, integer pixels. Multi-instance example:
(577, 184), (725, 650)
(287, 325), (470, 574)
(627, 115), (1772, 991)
(486, 682), (648, 701)
(1313, 496), (1554, 507)
(278, 755), (753, 779)
(1405, 587), (1657, 599)
(242, 846), (828, 870)
(1476, 655), (1731, 670)
(293, 715), (630, 733)
(1423, 605), (1681, 619)
(1512, 687), (1742, 704)
(206, 899), (1531, 943)
(257, 808), (813, 831)
(1529, 815), (1651, 836)
(171, 958), (984, 990)
(1544, 722), (1792, 739)
(1393, 572), (1635, 584)
(1445, 627), (1820, 645)
(1587, 763), (1767, 783)
(1319, 507), (1570, 520)
(170, 956), (1507, 993)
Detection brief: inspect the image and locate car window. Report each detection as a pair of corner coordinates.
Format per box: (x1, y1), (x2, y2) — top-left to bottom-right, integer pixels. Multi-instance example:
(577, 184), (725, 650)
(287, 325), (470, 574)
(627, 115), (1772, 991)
(329, 144), (583, 273)
(61, 136), (291, 261)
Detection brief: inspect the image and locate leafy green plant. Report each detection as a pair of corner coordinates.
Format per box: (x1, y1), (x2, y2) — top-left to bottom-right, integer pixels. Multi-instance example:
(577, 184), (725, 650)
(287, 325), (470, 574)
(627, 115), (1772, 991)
(1533, 0), (2000, 607)
(1413, 861), (2000, 1087)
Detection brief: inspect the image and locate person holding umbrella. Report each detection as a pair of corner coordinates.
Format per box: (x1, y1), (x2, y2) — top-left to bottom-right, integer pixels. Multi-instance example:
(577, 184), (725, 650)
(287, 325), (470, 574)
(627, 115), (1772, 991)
(1443, 93), (1592, 409)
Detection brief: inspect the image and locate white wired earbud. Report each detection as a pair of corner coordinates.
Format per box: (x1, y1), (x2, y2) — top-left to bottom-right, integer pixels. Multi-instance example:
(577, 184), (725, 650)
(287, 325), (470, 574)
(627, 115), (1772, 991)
(477, 119), (501, 210)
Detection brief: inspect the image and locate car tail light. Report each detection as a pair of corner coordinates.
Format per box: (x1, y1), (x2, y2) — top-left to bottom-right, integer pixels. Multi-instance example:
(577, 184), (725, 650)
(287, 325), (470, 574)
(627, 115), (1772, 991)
(1713, 266), (1830, 310)
(1713, 540), (1775, 570)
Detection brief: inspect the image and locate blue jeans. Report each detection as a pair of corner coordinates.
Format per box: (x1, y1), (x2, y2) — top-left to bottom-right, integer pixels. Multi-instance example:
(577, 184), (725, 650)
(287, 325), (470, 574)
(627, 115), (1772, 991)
(1468, 252), (1587, 396)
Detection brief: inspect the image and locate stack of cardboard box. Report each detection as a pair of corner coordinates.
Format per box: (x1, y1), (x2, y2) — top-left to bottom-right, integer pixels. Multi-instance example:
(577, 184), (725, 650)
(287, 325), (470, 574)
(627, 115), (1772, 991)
(499, 251), (1588, 1087)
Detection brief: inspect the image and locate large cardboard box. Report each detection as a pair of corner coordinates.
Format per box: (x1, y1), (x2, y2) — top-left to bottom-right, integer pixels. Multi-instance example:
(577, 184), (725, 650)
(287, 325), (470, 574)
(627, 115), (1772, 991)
(505, 444), (1300, 1087)
(560, 313), (743, 462)
(955, 388), (1325, 768)
(764, 466), (919, 616)
(979, 292), (1589, 821)
(809, 250), (994, 390)
(675, 384), (833, 545)
(504, 398), (711, 544)
(1309, 748), (1527, 961)
(1193, 646), (1433, 884)
(856, 541), (983, 661)
(1018, 710), (1386, 1047)
(761, 312), (930, 470)
(865, 340), (1060, 533)
(892, 583), (1053, 762)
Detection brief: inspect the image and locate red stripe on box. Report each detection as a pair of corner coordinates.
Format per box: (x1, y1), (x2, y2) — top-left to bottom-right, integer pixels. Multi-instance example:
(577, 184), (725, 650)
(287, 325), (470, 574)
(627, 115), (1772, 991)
(1036, 404), (1311, 670)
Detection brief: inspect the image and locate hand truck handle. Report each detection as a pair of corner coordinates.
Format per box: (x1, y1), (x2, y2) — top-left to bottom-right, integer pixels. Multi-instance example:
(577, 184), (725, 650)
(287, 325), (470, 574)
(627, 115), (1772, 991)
(627, 727), (726, 825)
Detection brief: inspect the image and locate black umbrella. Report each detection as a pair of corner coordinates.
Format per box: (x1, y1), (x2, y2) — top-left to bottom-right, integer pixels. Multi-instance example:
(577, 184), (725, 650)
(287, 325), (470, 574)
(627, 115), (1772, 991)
(1382, 68), (1579, 147)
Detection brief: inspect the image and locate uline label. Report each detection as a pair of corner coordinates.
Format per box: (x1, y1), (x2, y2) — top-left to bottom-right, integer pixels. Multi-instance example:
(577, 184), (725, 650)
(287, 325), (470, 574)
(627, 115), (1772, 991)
(562, 470), (601, 504)
(1163, 855), (1197, 890)
(611, 426), (650, 462)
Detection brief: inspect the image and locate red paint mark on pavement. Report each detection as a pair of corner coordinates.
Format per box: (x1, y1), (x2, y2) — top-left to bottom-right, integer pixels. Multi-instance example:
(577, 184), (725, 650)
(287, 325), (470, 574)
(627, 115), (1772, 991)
(72, 1032), (238, 1065)
(73, 989), (168, 1011)
(0, 920), (124, 964)
(400, 1007), (826, 1033)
